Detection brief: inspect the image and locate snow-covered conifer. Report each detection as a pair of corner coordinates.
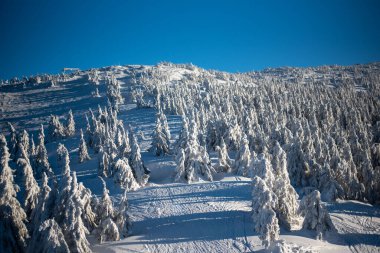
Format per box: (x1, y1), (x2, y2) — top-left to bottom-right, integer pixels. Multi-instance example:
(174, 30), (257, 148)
(18, 156), (40, 218)
(129, 134), (150, 186)
(98, 149), (111, 177)
(30, 172), (51, 230)
(35, 125), (52, 179)
(114, 158), (139, 191)
(18, 130), (30, 158)
(28, 218), (69, 253)
(0, 134), (29, 253)
(159, 110), (171, 141)
(299, 190), (335, 239)
(251, 153), (275, 189)
(149, 115), (170, 156)
(234, 134), (251, 176)
(114, 189), (132, 238)
(215, 138), (233, 172)
(47, 115), (65, 141)
(54, 144), (72, 224)
(251, 176), (279, 248)
(175, 120), (215, 183)
(8, 122), (18, 160)
(78, 129), (91, 163)
(271, 142), (299, 230)
(65, 109), (76, 137)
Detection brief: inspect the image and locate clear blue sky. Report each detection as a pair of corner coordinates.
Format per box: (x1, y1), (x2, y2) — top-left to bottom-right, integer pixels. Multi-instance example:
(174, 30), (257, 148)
(1, 0), (380, 79)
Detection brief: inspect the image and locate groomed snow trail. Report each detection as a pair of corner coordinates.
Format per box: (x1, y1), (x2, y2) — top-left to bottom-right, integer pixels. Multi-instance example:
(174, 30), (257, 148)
(93, 177), (257, 253)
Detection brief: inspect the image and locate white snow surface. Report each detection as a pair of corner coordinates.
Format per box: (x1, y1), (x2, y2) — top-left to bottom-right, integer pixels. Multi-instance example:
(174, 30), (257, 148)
(1, 63), (380, 253)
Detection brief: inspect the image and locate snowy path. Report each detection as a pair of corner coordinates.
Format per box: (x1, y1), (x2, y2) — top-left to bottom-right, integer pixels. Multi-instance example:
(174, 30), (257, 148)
(93, 177), (257, 253)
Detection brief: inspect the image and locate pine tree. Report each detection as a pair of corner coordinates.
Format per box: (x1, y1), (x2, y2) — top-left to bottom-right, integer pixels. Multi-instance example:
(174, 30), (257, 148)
(35, 125), (52, 179)
(114, 189), (132, 238)
(0, 134), (29, 253)
(96, 178), (122, 242)
(159, 110), (171, 141)
(174, 148), (186, 182)
(47, 115), (65, 141)
(18, 151), (40, 219)
(234, 134), (251, 176)
(65, 109), (76, 137)
(271, 142), (299, 230)
(251, 176), (279, 248)
(98, 149), (111, 177)
(113, 158), (139, 191)
(78, 182), (97, 232)
(78, 129), (91, 163)
(149, 115), (170, 156)
(61, 171), (91, 253)
(27, 218), (70, 253)
(54, 144), (72, 225)
(30, 172), (51, 231)
(129, 134), (150, 186)
(299, 190), (335, 240)
(8, 122), (18, 160)
(18, 130), (30, 158)
(215, 138), (232, 173)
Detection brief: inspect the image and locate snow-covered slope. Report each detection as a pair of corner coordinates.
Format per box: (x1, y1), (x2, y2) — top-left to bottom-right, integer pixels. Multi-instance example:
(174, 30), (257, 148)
(1, 62), (380, 253)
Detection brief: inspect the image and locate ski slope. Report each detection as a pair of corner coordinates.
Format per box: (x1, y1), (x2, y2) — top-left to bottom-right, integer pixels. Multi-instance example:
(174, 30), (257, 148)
(1, 63), (380, 253)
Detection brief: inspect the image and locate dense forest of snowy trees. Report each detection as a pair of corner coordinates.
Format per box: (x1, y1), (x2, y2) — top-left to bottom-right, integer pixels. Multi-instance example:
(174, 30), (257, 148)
(1, 62), (379, 251)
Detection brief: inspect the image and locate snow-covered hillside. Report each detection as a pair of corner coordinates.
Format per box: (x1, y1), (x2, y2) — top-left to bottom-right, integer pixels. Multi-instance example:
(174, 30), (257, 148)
(1, 62), (380, 253)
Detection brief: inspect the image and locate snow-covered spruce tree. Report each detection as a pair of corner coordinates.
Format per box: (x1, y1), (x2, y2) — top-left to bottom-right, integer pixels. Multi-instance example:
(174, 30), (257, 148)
(65, 109), (76, 137)
(158, 110), (171, 141)
(29, 134), (36, 162)
(174, 120), (215, 183)
(114, 189), (132, 238)
(30, 172), (51, 232)
(251, 176), (279, 248)
(299, 190), (335, 240)
(0, 134), (29, 253)
(106, 75), (124, 112)
(17, 149), (40, 219)
(271, 142), (300, 230)
(35, 125), (52, 179)
(47, 115), (66, 141)
(28, 218), (69, 253)
(60, 171), (91, 253)
(149, 115), (170, 156)
(250, 153), (275, 189)
(54, 144), (72, 224)
(96, 178), (120, 243)
(98, 148), (111, 177)
(234, 134), (251, 176)
(78, 182), (97, 232)
(118, 125), (131, 158)
(78, 129), (91, 163)
(114, 158), (139, 191)
(8, 122), (18, 160)
(176, 115), (189, 151)
(215, 138), (233, 173)
(174, 148), (186, 182)
(18, 130), (30, 158)
(129, 134), (150, 186)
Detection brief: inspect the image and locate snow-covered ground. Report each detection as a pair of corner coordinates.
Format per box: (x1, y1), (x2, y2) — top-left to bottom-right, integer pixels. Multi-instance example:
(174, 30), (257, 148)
(1, 63), (380, 253)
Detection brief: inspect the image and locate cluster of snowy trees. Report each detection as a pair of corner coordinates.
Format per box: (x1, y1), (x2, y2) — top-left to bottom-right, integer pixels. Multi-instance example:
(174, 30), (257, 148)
(129, 63), (378, 248)
(149, 64), (380, 205)
(0, 131), (132, 252)
(84, 105), (149, 188)
(47, 110), (76, 142)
